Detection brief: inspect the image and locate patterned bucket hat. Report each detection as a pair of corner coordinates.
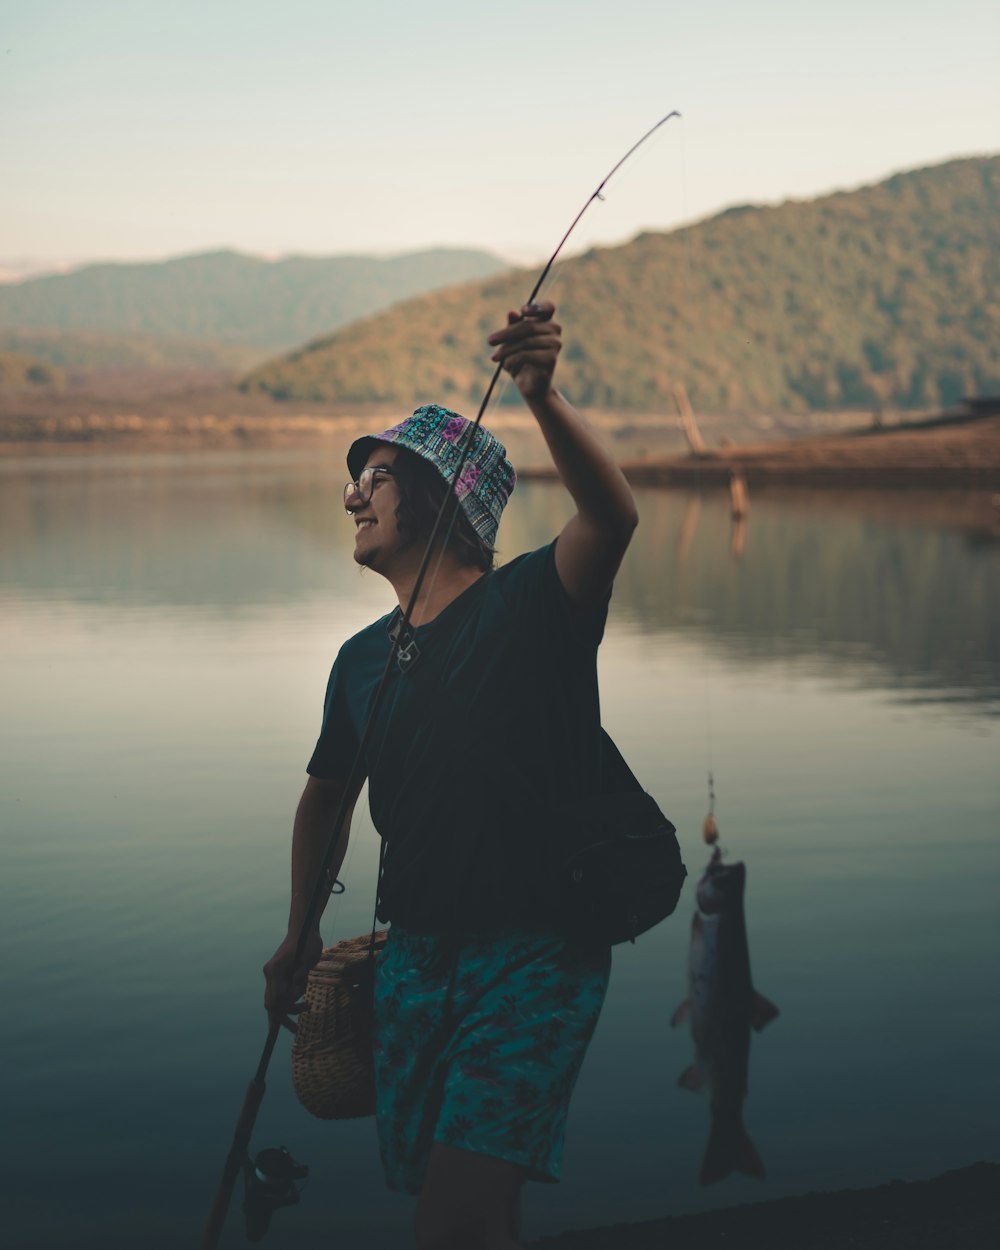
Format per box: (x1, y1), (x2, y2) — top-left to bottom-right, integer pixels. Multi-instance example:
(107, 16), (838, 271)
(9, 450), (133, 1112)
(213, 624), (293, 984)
(347, 404), (516, 548)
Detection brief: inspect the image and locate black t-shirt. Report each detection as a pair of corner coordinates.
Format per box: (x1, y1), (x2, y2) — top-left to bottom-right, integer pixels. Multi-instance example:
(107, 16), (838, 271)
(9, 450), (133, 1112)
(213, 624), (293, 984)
(307, 541), (609, 934)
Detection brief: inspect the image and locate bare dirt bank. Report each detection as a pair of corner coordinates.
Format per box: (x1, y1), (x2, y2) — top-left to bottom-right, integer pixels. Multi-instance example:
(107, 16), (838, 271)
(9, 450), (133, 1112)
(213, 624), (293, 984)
(515, 413), (1000, 490)
(3, 382), (999, 489)
(0, 385), (399, 457)
(625, 413), (1000, 489)
(530, 1162), (999, 1250)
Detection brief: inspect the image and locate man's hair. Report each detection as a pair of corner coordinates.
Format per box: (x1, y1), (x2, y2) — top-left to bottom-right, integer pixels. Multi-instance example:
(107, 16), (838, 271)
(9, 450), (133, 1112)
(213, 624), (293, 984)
(391, 446), (496, 572)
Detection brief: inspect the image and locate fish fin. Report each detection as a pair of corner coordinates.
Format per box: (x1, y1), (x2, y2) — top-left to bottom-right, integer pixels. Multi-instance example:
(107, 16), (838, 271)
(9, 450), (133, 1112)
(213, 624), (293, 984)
(751, 992), (779, 1032)
(678, 1063), (704, 1093)
(670, 999), (691, 1028)
(699, 1119), (766, 1186)
(737, 1129), (766, 1179)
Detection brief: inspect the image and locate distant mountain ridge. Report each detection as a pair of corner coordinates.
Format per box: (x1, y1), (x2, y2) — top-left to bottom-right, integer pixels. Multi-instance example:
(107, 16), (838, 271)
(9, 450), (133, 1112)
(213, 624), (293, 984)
(0, 247), (509, 352)
(242, 156), (1000, 415)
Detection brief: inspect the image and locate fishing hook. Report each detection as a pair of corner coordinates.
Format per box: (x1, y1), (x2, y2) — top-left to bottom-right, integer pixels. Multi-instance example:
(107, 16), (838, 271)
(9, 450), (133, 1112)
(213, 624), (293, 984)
(200, 108), (682, 1250)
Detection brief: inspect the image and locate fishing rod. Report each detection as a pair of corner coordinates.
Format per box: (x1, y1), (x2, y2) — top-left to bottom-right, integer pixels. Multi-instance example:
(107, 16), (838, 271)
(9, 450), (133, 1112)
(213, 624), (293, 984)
(200, 107), (681, 1249)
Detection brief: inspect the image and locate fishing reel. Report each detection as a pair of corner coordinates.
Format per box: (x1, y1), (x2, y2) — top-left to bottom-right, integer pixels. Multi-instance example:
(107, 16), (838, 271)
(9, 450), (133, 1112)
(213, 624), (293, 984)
(242, 1146), (308, 1242)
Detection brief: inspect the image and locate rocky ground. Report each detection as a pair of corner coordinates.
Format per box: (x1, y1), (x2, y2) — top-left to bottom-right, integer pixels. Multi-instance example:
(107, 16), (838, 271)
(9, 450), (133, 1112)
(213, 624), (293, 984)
(530, 1162), (998, 1250)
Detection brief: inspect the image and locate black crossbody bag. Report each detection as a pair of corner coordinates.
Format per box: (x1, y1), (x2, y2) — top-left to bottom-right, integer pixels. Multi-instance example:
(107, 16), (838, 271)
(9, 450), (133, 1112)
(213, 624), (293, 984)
(538, 728), (687, 946)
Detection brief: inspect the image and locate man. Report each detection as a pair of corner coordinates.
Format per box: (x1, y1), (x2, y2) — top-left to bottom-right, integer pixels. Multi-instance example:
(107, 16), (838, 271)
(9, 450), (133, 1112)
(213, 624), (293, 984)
(264, 301), (639, 1250)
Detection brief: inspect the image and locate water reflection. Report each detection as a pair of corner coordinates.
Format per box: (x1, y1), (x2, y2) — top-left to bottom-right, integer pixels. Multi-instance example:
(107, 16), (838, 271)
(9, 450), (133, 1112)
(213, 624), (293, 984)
(614, 486), (1000, 711)
(0, 452), (359, 610)
(672, 845), (779, 1185)
(1, 455), (996, 710)
(0, 451), (998, 1247)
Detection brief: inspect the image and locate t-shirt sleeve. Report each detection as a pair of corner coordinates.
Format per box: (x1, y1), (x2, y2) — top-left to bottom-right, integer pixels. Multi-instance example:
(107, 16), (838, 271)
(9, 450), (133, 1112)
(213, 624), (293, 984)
(306, 651), (360, 780)
(499, 540), (610, 647)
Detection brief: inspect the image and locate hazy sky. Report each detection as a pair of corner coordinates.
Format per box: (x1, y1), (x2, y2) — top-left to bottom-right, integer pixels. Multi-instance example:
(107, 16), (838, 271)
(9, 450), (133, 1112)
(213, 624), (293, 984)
(2, 0), (997, 271)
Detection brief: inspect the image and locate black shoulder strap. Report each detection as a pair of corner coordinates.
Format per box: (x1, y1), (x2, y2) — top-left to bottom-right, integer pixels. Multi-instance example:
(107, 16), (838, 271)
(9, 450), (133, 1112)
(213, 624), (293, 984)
(366, 617), (462, 958)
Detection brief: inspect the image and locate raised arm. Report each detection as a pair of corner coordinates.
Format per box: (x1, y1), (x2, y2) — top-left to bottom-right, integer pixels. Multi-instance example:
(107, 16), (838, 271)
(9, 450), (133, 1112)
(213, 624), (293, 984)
(488, 301), (638, 610)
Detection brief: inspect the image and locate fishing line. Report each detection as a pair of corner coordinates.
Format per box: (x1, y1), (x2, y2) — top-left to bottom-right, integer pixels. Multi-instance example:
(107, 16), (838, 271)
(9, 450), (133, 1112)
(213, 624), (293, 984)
(674, 122), (723, 851)
(200, 108), (682, 1250)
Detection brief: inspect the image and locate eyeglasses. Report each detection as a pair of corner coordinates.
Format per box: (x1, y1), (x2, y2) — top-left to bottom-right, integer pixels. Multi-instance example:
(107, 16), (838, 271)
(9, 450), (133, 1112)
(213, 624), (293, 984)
(343, 465), (396, 513)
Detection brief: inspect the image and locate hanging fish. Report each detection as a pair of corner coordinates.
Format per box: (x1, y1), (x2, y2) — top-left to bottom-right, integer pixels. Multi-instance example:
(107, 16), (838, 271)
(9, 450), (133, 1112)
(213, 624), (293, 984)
(671, 846), (778, 1185)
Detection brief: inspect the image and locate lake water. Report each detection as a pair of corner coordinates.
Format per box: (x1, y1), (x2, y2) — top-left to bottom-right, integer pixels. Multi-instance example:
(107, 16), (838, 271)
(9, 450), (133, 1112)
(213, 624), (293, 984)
(1, 449), (998, 1249)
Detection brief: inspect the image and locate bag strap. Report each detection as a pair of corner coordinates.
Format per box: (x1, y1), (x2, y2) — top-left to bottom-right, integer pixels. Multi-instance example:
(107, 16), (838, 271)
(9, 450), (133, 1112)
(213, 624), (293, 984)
(367, 835), (387, 962)
(364, 609), (457, 961)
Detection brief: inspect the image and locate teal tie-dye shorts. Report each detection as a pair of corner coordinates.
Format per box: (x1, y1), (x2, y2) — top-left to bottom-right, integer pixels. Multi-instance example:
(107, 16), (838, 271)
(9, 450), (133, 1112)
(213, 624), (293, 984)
(373, 927), (612, 1194)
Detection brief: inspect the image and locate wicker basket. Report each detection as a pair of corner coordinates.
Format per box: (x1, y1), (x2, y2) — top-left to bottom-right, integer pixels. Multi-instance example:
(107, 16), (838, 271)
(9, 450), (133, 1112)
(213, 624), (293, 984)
(291, 929), (389, 1120)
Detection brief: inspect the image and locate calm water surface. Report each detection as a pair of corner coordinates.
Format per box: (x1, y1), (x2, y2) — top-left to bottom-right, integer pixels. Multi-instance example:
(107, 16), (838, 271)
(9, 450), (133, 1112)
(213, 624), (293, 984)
(1, 450), (998, 1249)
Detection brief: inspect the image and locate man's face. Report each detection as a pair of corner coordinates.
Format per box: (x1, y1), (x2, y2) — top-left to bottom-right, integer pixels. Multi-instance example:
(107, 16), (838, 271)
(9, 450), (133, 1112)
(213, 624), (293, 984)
(349, 446), (402, 570)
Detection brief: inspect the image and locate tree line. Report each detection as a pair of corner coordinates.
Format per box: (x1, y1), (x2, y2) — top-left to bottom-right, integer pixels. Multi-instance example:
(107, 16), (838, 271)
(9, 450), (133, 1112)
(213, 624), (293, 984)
(243, 156), (1000, 416)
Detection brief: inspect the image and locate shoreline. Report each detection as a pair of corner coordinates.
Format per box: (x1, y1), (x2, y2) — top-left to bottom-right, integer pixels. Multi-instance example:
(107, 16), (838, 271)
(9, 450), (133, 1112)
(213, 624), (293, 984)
(526, 411), (1000, 490)
(2, 388), (999, 489)
(529, 1162), (999, 1250)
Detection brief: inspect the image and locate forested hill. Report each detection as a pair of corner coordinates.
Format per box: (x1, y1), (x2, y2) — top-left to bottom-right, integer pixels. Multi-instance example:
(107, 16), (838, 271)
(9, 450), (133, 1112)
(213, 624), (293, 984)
(242, 156), (1000, 415)
(0, 248), (508, 351)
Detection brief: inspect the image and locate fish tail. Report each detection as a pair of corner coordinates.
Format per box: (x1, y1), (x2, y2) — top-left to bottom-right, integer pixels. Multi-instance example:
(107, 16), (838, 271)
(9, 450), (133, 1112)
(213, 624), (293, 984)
(699, 1117), (766, 1186)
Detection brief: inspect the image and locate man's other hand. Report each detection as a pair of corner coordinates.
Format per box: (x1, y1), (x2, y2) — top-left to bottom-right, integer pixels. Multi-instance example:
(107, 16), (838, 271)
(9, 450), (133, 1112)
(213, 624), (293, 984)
(263, 927), (323, 1032)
